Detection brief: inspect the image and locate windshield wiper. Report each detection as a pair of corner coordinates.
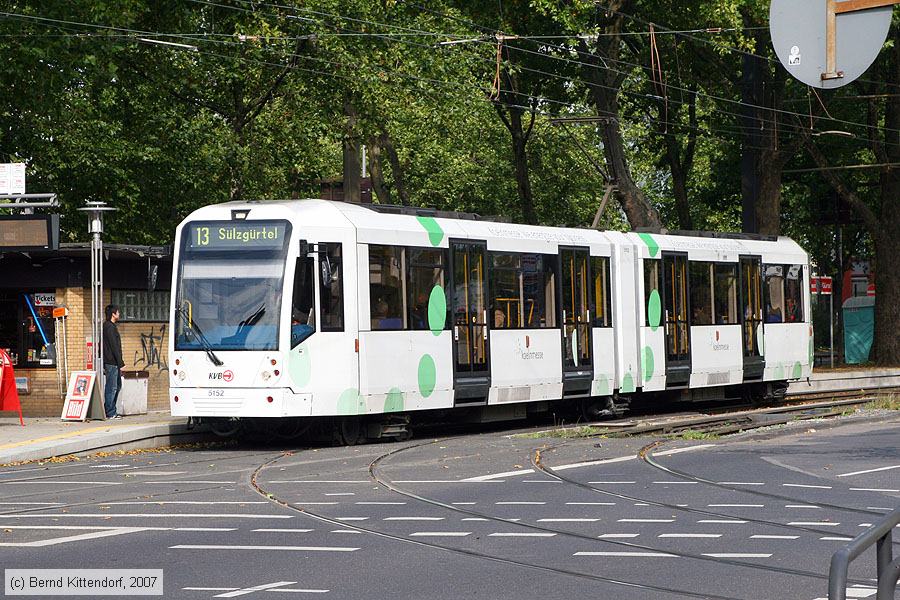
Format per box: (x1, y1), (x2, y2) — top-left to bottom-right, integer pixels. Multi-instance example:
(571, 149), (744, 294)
(235, 304), (266, 335)
(176, 305), (224, 367)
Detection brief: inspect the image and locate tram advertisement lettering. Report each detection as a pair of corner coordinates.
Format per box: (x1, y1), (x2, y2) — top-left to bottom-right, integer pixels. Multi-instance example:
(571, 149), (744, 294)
(187, 221), (287, 250)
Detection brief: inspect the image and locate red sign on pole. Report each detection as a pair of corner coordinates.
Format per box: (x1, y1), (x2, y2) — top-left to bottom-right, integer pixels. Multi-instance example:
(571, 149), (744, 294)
(0, 349), (25, 426)
(820, 277), (833, 295)
(810, 276), (819, 294)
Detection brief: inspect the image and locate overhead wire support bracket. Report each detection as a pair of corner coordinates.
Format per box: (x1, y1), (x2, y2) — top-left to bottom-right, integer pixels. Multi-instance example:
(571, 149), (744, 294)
(0, 193), (58, 211)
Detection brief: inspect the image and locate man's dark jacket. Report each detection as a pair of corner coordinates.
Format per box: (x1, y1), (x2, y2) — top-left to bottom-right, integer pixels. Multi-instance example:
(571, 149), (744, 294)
(103, 319), (125, 368)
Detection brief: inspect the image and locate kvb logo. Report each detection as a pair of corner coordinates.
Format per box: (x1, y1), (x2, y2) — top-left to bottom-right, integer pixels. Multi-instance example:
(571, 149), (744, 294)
(208, 370), (235, 382)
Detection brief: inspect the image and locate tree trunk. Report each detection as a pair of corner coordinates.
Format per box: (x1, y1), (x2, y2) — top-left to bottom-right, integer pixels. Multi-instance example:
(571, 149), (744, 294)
(367, 135), (390, 204)
(342, 100), (360, 204)
(582, 16), (662, 231)
(504, 105), (537, 224)
(379, 132), (409, 206)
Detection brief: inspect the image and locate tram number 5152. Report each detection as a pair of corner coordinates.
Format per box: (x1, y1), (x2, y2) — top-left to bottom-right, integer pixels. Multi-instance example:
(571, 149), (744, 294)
(208, 389), (224, 397)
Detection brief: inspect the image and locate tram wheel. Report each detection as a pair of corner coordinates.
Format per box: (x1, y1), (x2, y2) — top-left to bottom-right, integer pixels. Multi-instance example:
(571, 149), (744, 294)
(209, 418), (242, 438)
(335, 417), (363, 446)
(580, 396), (619, 422)
(270, 418), (311, 441)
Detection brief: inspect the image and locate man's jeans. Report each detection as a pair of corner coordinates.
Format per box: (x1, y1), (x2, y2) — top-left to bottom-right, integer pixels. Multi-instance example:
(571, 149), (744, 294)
(104, 364), (122, 418)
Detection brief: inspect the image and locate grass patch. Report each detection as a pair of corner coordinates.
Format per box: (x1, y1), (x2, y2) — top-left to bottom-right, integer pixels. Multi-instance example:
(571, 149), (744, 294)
(515, 426), (608, 439)
(865, 394), (900, 411)
(670, 429), (721, 441)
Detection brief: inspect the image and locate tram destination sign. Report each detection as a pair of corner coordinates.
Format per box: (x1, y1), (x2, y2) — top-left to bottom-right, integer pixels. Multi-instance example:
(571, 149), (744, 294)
(186, 221), (288, 251)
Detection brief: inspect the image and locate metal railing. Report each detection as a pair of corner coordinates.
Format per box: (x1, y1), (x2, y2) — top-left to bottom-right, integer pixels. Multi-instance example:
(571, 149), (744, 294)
(829, 506), (900, 599)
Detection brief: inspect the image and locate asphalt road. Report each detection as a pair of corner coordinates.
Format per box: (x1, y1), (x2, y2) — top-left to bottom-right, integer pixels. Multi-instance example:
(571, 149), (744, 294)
(1, 413), (898, 600)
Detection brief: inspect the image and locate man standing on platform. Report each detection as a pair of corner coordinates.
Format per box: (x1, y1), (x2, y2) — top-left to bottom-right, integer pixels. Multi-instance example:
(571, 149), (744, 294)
(103, 304), (125, 419)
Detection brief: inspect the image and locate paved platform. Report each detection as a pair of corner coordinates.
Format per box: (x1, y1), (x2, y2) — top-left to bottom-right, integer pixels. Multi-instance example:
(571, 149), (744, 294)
(0, 412), (210, 465)
(788, 367), (900, 395)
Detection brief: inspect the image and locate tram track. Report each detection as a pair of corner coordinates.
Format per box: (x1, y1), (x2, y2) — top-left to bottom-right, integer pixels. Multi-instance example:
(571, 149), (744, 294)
(248, 437), (881, 598)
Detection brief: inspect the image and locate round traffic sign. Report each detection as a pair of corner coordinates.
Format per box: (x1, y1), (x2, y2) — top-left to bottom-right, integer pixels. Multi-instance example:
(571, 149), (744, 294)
(770, 0), (893, 89)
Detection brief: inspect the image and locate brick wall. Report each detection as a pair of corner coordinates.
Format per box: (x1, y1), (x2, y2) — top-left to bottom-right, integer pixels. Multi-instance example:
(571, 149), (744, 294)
(14, 286), (171, 417)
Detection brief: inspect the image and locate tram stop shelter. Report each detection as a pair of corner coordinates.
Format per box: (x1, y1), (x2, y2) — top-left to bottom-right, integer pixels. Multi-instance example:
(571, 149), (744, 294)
(0, 243), (172, 417)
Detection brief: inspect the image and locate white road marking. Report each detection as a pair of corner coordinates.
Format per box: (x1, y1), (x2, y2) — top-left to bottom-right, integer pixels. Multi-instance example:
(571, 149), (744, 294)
(330, 530), (360, 534)
(575, 551), (676, 557)
(784, 483), (831, 489)
(214, 581), (297, 597)
(395, 480), (467, 484)
(652, 481), (697, 485)
(267, 589), (329, 594)
(0, 480), (122, 486)
(461, 518), (489, 522)
(597, 533), (639, 538)
(0, 527), (151, 547)
(698, 520), (748, 524)
(751, 535), (798, 540)
(128, 471), (186, 476)
(488, 532), (557, 537)
(618, 519), (674, 523)
(859, 523), (873, 527)
(659, 533), (722, 538)
(495, 501), (545, 505)
(788, 522), (840, 526)
(0, 502), (62, 506)
(849, 488), (900, 493)
(554, 456), (634, 471)
(566, 502), (615, 506)
(451, 502), (477, 506)
(634, 503), (650, 506)
(820, 537), (853, 541)
(105, 501), (267, 505)
(786, 505), (821, 509)
(184, 588), (237, 592)
(718, 482), (765, 486)
(253, 529), (314, 533)
(460, 470), (532, 482)
(537, 518), (600, 523)
(383, 517), (444, 521)
(171, 545), (358, 552)
(355, 502), (406, 506)
(89, 464), (128, 468)
(145, 480), (235, 484)
(837, 464), (900, 478)
(708, 504), (764, 508)
(334, 517), (368, 521)
(654, 444), (716, 456)
(409, 532), (471, 537)
(587, 481), (636, 484)
(703, 553), (771, 558)
(523, 480), (561, 483)
(324, 493), (354, 496)
(0, 513), (292, 519)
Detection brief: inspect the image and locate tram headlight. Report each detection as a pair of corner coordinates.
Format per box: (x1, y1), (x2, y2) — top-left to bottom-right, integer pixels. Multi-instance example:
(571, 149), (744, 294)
(261, 370), (272, 381)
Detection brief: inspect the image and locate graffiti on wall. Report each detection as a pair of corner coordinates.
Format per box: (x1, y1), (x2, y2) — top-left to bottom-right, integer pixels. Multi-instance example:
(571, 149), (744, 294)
(134, 325), (168, 372)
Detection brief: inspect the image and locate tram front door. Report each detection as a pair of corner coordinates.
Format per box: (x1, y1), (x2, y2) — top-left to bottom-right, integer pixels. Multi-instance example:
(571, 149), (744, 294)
(663, 253), (691, 386)
(739, 256), (765, 380)
(450, 241), (490, 404)
(560, 248), (593, 394)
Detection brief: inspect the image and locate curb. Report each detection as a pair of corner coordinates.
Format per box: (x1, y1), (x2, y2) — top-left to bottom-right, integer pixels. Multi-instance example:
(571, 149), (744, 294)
(0, 421), (215, 464)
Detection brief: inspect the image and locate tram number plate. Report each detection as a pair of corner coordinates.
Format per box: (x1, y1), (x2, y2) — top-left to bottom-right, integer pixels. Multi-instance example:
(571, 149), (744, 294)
(208, 389), (225, 397)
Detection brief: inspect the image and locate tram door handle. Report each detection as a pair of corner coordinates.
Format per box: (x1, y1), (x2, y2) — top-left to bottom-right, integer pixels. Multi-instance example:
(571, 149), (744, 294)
(562, 310), (567, 338)
(454, 326), (459, 341)
(482, 310), (488, 340)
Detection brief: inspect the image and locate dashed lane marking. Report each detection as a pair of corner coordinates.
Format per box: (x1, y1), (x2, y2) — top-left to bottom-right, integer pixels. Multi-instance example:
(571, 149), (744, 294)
(784, 483), (831, 489)
(785, 505), (821, 509)
(717, 482), (765, 486)
(537, 518), (601, 523)
(334, 517), (368, 521)
(751, 535), (799, 540)
(788, 522), (840, 526)
(488, 532), (557, 537)
(697, 520), (748, 524)
(566, 502), (615, 506)
(294, 503), (339, 506)
(575, 551), (676, 557)
(652, 481), (698, 484)
(598, 533), (640, 538)
(849, 487), (900, 493)
(324, 493), (354, 497)
(383, 517), (444, 521)
(703, 553), (772, 558)
(253, 529), (314, 533)
(355, 502), (406, 506)
(495, 501), (546, 505)
(128, 471), (187, 476)
(837, 464), (900, 477)
(654, 444), (717, 456)
(618, 519), (674, 523)
(451, 502), (477, 506)
(587, 481), (636, 484)
(409, 532), (471, 537)
(461, 518), (489, 522)
(330, 530), (361, 534)
(820, 537), (854, 541)
(708, 504), (763, 508)
(658, 533), (722, 538)
(171, 545), (358, 552)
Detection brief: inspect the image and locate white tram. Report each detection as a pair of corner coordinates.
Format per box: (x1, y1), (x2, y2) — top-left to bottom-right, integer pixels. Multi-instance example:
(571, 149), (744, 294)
(168, 200), (812, 440)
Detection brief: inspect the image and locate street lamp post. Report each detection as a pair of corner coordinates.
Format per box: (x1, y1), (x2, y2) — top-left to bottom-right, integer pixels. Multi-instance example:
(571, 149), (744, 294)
(77, 201), (116, 419)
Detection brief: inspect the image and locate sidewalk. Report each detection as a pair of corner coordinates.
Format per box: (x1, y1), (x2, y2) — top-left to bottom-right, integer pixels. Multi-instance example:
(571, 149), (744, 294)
(0, 412), (212, 465)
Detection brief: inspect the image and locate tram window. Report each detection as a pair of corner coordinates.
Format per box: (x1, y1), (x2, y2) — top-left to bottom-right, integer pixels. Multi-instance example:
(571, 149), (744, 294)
(643, 260), (661, 326)
(763, 265), (785, 323)
(408, 247), (446, 331)
(784, 265), (804, 323)
(689, 262), (714, 326)
(591, 256), (612, 327)
(291, 257), (315, 347)
(713, 263), (739, 325)
(369, 245), (405, 330)
(519, 254), (551, 328)
(319, 243), (344, 331)
(490, 253), (522, 329)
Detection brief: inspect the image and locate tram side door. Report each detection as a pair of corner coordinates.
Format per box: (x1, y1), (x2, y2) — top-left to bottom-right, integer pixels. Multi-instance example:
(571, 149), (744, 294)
(450, 241), (490, 404)
(662, 253), (691, 386)
(739, 256), (765, 380)
(559, 248), (593, 394)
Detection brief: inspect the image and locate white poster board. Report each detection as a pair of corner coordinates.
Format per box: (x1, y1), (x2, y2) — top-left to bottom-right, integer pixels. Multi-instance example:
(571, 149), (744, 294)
(61, 371), (96, 421)
(0, 163), (25, 195)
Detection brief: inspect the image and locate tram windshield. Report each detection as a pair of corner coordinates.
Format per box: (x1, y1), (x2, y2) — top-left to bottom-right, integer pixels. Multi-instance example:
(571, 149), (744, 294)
(174, 220), (291, 352)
